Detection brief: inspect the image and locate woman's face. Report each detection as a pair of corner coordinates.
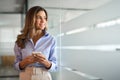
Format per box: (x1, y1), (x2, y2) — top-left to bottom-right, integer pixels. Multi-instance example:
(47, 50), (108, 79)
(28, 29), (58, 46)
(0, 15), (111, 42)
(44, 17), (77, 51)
(35, 11), (47, 30)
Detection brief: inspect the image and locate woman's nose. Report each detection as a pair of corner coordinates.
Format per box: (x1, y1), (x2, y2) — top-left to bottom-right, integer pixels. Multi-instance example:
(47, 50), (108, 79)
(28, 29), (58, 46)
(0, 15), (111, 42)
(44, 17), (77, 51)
(41, 18), (46, 23)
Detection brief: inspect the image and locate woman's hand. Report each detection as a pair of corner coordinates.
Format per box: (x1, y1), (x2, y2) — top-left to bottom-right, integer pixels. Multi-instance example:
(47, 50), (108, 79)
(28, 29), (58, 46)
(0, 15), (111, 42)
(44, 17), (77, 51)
(19, 55), (35, 70)
(34, 53), (52, 69)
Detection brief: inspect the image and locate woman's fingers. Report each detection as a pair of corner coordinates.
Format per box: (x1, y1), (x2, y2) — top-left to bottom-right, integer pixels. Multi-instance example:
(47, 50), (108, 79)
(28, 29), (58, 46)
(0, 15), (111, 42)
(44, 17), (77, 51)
(36, 53), (46, 59)
(24, 55), (35, 64)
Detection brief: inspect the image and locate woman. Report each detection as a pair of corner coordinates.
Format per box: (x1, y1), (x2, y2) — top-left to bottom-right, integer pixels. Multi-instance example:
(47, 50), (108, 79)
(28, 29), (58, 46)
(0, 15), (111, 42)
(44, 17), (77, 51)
(14, 6), (58, 80)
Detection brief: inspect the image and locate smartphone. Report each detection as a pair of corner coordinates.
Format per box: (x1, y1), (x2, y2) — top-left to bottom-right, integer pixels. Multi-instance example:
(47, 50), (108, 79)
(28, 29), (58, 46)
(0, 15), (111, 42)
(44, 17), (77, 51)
(32, 52), (42, 57)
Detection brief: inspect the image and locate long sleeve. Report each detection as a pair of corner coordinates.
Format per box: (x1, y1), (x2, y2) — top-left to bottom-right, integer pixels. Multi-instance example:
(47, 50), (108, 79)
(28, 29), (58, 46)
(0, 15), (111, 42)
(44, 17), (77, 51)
(14, 43), (22, 71)
(48, 38), (58, 72)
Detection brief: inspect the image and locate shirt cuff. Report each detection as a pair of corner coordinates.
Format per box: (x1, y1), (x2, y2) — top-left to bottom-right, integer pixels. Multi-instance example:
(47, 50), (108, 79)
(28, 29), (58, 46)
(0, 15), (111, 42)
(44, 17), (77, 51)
(15, 62), (24, 72)
(48, 62), (57, 72)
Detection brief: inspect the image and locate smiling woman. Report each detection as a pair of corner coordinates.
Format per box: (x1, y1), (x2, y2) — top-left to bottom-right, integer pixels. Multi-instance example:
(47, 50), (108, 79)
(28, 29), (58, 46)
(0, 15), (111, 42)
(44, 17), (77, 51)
(14, 6), (58, 80)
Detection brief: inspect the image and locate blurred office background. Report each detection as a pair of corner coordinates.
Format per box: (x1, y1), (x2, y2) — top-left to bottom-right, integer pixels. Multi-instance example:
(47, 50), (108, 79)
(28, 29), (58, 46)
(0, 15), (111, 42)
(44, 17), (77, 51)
(0, 0), (120, 80)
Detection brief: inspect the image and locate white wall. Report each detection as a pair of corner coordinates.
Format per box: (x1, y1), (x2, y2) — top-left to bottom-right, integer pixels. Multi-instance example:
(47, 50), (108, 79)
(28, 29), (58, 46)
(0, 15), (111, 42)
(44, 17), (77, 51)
(59, 0), (120, 80)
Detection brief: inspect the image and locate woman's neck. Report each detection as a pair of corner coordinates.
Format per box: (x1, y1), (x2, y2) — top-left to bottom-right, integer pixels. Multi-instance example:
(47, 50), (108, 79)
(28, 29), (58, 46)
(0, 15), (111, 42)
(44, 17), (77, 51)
(35, 30), (43, 36)
(32, 30), (44, 45)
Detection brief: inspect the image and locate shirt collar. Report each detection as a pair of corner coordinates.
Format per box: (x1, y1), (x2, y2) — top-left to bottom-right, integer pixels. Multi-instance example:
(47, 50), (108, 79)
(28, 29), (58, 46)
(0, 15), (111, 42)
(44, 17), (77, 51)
(28, 31), (49, 41)
(44, 31), (49, 36)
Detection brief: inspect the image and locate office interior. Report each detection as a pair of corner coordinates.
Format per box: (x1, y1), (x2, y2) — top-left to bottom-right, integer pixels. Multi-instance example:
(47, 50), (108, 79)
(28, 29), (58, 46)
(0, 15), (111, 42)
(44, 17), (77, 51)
(0, 0), (120, 80)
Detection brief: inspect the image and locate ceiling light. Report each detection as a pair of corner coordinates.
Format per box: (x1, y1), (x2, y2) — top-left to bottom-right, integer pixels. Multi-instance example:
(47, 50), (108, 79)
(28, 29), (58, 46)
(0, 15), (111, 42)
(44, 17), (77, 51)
(66, 27), (88, 35)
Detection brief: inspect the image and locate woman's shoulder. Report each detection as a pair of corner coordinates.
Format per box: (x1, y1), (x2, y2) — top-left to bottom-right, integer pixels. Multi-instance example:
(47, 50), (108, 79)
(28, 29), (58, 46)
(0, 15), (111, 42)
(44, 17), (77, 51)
(46, 33), (56, 43)
(45, 32), (55, 39)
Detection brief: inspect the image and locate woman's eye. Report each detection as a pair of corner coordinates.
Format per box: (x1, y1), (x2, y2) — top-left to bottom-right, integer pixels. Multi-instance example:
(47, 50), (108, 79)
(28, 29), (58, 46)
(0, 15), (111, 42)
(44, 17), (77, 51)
(36, 16), (47, 21)
(45, 17), (47, 20)
(36, 16), (41, 19)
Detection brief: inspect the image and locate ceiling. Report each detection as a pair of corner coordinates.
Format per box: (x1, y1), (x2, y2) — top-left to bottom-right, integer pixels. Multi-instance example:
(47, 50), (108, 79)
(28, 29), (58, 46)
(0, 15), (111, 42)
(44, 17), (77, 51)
(0, 0), (113, 27)
(0, 0), (113, 13)
(29, 0), (112, 9)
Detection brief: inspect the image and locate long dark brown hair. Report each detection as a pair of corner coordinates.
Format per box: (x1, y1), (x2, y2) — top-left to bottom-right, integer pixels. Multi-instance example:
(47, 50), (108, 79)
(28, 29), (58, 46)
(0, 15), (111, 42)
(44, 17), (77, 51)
(16, 6), (48, 49)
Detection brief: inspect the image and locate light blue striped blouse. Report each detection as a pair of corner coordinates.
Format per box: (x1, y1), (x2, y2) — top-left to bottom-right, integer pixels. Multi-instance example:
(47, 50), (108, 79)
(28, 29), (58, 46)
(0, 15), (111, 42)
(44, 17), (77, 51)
(14, 32), (58, 72)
